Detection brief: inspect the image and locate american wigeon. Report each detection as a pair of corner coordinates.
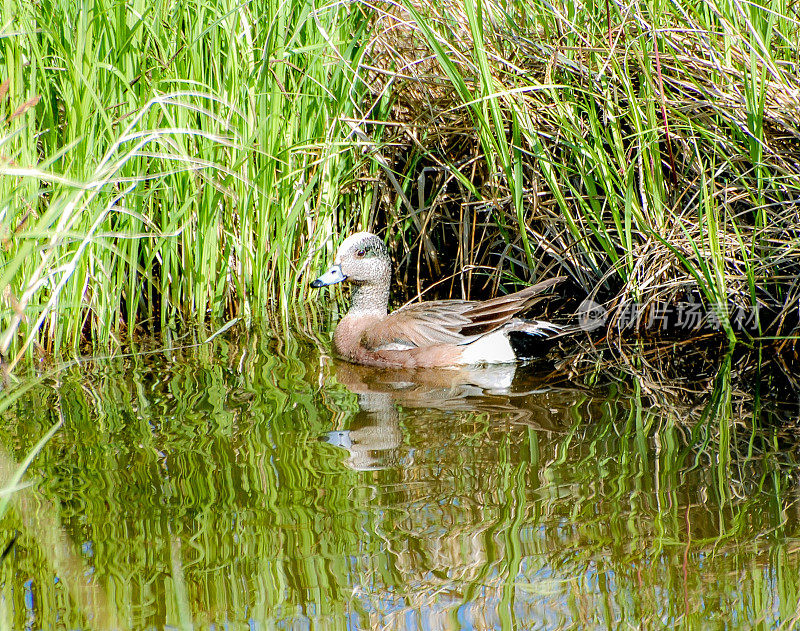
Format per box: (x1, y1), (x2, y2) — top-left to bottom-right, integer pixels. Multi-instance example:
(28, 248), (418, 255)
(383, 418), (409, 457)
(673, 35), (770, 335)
(311, 232), (565, 368)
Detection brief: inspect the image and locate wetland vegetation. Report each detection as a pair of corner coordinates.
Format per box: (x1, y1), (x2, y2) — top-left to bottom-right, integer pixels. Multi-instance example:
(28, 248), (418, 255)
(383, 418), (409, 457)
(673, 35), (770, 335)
(1, 0), (799, 358)
(1, 0), (800, 627)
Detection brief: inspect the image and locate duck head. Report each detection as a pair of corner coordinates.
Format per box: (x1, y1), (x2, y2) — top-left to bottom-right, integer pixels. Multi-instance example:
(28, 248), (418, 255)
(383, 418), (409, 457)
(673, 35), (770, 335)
(311, 232), (390, 288)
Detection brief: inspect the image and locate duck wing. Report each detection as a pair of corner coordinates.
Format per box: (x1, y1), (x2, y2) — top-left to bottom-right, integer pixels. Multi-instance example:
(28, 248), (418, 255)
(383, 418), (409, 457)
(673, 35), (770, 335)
(364, 277), (564, 351)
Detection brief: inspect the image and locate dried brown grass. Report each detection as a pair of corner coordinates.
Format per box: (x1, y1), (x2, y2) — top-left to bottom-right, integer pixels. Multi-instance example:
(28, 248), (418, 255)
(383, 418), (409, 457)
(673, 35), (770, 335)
(343, 0), (800, 340)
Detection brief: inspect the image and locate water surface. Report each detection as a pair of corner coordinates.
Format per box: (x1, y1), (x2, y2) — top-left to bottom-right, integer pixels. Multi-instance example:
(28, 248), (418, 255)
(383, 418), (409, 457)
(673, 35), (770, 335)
(1, 330), (798, 629)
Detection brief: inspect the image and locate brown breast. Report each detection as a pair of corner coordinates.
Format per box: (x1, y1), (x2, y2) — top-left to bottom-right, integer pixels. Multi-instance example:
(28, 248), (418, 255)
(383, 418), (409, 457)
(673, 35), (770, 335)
(333, 313), (385, 361)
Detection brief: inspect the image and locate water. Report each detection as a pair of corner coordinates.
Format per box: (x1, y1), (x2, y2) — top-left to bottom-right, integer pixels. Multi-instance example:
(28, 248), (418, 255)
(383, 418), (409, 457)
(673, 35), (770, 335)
(1, 329), (799, 629)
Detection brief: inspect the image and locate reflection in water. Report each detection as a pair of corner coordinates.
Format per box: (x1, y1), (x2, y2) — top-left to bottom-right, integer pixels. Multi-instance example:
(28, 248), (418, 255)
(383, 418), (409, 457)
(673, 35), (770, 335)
(324, 361), (583, 471)
(0, 332), (798, 630)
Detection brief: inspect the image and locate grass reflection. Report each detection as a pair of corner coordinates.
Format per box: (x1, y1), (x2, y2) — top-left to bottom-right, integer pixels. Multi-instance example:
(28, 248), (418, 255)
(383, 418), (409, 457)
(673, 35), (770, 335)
(0, 330), (797, 629)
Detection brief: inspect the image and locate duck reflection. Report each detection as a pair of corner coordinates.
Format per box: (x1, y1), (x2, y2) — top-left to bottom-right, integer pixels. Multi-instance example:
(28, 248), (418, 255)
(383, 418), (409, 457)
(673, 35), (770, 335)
(322, 359), (575, 470)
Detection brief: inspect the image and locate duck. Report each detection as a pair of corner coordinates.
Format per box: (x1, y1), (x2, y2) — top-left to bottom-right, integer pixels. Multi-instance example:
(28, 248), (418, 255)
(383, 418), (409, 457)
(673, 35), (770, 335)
(311, 232), (565, 368)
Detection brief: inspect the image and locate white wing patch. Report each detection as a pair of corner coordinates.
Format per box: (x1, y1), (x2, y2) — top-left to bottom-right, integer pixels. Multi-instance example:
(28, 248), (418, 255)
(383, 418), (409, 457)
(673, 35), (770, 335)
(373, 341), (418, 351)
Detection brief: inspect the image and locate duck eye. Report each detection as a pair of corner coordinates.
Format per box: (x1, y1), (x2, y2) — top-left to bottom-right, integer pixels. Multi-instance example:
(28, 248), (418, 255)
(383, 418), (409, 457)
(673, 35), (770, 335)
(356, 249), (366, 257)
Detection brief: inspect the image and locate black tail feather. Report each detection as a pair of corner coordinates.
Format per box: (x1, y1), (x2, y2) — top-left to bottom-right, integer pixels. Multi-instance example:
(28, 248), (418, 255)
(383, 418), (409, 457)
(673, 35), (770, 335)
(508, 330), (559, 359)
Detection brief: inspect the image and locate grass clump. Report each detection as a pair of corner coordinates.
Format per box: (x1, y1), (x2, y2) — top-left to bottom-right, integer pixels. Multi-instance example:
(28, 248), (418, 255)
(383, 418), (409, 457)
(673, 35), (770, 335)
(0, 0), (372, 366)
(357, 0), (800, 342)
(1, 0), (799, 364)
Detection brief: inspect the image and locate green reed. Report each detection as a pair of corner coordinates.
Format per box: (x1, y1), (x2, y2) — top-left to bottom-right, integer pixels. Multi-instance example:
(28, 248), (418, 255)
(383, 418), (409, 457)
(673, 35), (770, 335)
(0, 0), (370, 362)
(398, 0), (799, 337)
(2, 0), (799, 360)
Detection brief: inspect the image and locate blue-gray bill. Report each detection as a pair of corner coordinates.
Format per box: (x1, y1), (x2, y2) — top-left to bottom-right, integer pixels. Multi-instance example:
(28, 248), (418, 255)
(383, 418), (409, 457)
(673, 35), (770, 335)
(311, 264), (347, 288)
